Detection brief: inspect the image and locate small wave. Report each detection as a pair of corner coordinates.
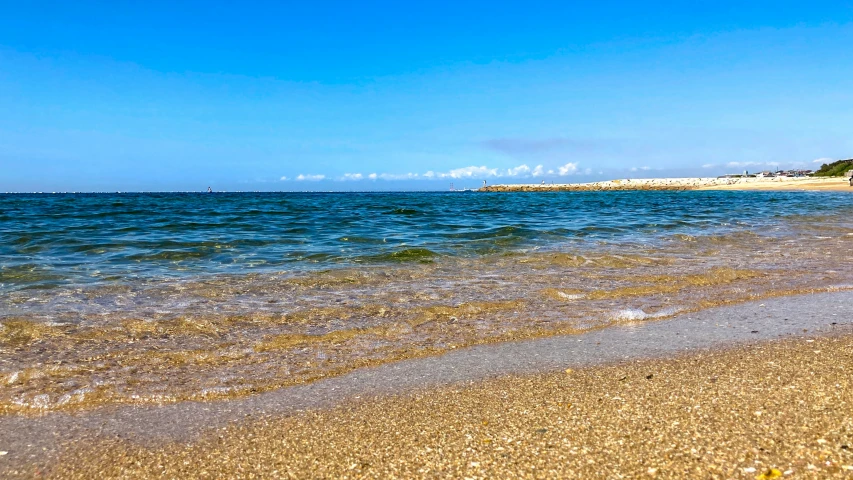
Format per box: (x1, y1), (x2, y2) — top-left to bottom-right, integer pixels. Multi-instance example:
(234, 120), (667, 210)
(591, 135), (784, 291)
(542, 288), (587, 300)
(56, 387), (94, 407)
(198, 386), (242, 398)
(285, 252), (341, 263)
(126, 249), (216, 262)
(611, 307), (682, 322)
(338, 236), (385, 244)
(2, 370), (18, 385)
(556, 292), (585, 300)
(384, 207), (421, 216)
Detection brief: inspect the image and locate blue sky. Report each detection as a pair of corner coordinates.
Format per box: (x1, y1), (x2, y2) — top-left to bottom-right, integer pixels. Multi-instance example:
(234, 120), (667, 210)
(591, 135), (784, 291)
(1, 1), (852, 191)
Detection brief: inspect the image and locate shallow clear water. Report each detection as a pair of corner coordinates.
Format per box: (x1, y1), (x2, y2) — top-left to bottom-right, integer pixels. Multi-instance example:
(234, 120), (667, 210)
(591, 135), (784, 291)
(1, 191), (852, 413)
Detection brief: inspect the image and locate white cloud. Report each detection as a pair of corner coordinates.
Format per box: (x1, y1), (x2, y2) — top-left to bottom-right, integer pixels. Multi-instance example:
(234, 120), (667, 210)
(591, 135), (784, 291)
(726, 161), (763, 168)
(726, 161), (788, 170)
(378, 172), (420, 180)
(280, 176), (289, 181)
(444, 165), (500, 179)
(425, 163), (540, 179)
(558, 162), (579, 176)
(701, 164), (717, 169)
(629, 166), (651, 172)
(296, 174), (325, 181)
(813, 157), (833, 164)
(290, 162), (587, 183)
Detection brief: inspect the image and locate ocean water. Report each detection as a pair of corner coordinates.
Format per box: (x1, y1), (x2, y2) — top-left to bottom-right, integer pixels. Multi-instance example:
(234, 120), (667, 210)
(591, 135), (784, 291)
(1, 191), (852, 413)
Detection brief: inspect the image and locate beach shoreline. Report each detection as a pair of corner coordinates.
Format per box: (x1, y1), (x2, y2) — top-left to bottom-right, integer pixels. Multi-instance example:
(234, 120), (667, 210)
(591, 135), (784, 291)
(480, 176), (853, 192)
(56, 333), (853, 479)
(2, 290), (852, 477)
(4, 192), (851, 417)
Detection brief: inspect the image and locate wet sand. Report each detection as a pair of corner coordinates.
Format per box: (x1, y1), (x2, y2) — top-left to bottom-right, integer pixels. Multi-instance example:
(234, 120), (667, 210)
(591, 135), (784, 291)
(481, 176), (853, 192)
(1, 291), (852, 478)
(55, 333), (853, 479)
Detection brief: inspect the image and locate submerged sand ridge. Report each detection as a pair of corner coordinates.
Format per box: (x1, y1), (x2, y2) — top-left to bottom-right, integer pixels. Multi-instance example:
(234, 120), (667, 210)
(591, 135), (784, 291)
(480, 176), (853, 192)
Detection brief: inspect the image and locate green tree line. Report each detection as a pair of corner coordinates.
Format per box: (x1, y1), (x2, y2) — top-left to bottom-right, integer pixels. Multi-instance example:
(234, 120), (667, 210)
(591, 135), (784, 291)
(813, 159), (853, 177)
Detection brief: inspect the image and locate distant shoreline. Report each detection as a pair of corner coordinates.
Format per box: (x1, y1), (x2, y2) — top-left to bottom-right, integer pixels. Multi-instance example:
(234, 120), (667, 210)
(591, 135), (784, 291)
(480, 176), (853, 192)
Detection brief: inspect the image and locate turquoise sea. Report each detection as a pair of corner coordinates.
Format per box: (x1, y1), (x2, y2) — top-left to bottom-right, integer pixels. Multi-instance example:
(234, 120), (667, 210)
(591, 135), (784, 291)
(1, 191), (852, 412)
(2, 191), (851, 290)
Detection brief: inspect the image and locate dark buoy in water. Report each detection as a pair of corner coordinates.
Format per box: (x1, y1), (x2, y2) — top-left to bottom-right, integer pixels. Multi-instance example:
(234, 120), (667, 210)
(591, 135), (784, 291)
(207, 186), (212, 193)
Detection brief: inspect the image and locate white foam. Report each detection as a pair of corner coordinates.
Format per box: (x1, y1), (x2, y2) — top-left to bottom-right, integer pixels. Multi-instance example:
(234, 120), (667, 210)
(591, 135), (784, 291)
(556, 291), (585, 300)
(199, 386), (239, 398)
(56, 387), (93, 406)
(31, 394), (51, 409)
(3, 371), (18, 385)
(612, 307), (681, 322)
(612, 309), (651, 321)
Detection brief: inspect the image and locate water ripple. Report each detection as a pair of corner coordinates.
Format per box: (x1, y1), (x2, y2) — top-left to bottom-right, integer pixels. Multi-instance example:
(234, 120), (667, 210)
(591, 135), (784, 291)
(1, 191), (851, 291)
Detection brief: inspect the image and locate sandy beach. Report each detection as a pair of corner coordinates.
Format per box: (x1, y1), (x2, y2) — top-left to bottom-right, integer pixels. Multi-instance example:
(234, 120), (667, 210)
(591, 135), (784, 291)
(481, 176), (853, 192)
(698, 177), (853, 192)
(55, 334), (853, 479)
(3, 291), (852, 478)
(5, 3), (853, 479)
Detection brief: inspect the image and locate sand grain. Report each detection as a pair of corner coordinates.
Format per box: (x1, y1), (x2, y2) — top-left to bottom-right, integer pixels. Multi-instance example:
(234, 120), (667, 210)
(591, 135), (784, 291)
(50, 334), (853, 479)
